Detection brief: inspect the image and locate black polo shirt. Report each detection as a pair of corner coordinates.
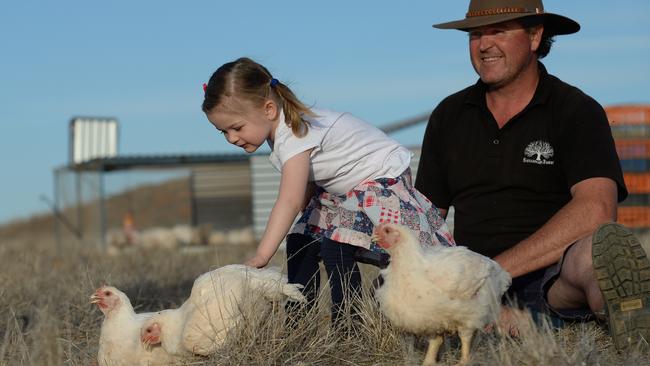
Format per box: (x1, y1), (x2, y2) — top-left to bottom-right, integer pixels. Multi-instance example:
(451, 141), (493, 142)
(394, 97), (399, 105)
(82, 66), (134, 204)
(415, 63), (627, 258)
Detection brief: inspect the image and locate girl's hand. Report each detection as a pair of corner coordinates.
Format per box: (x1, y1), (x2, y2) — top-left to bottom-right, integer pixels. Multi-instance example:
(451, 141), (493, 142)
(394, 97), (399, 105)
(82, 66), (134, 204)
(244, 254), (270, 268)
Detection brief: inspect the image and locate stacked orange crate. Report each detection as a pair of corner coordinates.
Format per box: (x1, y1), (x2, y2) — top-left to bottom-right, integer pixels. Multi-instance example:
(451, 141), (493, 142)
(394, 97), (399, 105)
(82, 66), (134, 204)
(607, 105), (650, 228)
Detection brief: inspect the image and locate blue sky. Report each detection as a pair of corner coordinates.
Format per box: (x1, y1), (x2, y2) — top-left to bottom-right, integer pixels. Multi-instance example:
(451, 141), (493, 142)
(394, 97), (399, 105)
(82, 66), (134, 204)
(0, 1), (648, 224)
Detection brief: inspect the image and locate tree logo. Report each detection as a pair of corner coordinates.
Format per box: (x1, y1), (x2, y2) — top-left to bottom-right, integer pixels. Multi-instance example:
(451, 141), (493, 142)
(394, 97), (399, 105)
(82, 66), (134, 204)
(523, 140), (554, 165)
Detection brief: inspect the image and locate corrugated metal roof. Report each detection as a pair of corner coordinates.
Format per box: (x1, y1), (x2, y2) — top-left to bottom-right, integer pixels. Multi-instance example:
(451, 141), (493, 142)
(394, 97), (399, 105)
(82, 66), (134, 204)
(69, 117), (119, 165)
(250, 155), (281, 240)
(70, 152), (252, 172)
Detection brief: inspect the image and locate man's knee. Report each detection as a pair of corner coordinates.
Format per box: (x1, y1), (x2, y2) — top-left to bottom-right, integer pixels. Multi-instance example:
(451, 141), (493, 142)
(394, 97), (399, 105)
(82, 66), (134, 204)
(560, 235), (596, 283)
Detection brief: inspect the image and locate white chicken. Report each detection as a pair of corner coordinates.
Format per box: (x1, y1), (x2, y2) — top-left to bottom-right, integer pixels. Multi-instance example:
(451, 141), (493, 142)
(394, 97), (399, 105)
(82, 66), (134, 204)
(91, 286), (179, 366)
(372, 223), (511, 366)
(140, 264), (306, 356)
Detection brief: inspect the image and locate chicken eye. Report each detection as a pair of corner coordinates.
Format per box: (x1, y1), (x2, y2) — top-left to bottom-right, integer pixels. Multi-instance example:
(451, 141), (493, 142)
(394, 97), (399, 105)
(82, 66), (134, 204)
(104, 291), (111, 296)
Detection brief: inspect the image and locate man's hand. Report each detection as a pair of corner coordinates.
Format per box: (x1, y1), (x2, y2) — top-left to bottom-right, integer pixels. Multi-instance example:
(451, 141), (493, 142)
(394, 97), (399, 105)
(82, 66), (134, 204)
(485, 305), (533, 337)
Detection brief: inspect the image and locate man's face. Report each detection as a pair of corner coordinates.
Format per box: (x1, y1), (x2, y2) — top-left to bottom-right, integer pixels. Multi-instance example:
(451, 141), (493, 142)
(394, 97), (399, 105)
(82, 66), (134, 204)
(468, 20), (543, 90)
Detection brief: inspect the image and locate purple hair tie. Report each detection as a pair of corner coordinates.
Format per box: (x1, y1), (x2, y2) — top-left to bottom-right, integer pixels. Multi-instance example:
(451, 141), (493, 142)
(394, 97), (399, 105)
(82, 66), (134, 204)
(270, 78), (279, 87)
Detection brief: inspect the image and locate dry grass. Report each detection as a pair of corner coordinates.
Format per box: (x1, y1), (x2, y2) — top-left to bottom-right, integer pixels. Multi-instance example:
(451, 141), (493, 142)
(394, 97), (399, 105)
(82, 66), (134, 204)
(1, 220), (649, 366)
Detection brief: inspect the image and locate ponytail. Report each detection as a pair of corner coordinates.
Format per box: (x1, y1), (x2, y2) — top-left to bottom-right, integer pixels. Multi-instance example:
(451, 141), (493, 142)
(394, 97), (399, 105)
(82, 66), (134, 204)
(271, 80), (314, 137)
(202, 57), (314, 137)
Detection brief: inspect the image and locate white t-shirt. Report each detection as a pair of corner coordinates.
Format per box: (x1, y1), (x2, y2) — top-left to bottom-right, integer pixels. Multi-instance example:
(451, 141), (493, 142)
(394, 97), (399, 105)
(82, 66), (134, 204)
(268, 108), (411, 194)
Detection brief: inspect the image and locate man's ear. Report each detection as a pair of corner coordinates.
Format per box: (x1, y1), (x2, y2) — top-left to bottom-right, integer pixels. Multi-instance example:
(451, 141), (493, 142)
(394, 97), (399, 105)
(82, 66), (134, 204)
(263, 100), (279, 121)
(529, 24), (544, 52)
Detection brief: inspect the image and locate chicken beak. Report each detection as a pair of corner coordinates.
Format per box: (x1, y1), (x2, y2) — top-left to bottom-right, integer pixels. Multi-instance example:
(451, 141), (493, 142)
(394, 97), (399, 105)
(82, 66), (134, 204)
(141, 335), (150, 349)
(141, 328), (156, 349)
(90, 293), (101, 304)
(370, 234), (379, 243)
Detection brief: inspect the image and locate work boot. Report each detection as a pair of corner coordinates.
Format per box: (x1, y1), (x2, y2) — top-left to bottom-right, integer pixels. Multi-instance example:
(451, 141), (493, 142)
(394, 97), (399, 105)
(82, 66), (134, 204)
(592, 222), (650, 351)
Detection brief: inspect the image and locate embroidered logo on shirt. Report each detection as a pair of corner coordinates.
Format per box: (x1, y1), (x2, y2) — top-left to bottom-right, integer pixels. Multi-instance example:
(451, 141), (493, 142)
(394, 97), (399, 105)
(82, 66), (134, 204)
(523, 140), (555, 165)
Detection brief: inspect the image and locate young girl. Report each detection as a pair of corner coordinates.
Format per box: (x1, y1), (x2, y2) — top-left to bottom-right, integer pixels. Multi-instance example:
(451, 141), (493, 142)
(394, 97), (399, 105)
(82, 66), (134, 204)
(202, 57), (455, 323)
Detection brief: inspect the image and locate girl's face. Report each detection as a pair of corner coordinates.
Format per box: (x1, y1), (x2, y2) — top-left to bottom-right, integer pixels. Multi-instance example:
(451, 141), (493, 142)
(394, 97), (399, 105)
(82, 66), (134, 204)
(206, 100), (279, 153)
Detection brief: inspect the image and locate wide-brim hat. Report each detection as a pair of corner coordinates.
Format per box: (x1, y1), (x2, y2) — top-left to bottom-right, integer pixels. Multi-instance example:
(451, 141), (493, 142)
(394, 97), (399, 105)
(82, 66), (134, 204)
(433, 0), (580, 36)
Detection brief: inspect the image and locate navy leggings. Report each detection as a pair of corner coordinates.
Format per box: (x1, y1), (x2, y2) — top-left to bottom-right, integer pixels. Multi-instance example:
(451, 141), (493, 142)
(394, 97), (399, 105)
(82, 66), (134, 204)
(285, 233), (362, 323)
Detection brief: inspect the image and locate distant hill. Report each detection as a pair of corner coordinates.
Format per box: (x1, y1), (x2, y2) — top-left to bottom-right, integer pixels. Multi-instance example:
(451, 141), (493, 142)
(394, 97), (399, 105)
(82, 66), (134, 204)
(0, 178), (191, 244)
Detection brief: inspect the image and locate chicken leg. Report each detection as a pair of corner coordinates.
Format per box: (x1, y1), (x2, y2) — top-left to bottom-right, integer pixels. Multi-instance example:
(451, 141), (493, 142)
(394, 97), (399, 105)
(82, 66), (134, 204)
(422, 334), (443, 366)
(457, 328), (474, 365)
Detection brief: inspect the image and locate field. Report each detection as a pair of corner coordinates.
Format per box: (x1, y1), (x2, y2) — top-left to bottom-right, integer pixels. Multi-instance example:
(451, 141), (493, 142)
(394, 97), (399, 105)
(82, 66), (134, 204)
(1, 214), (649, 366)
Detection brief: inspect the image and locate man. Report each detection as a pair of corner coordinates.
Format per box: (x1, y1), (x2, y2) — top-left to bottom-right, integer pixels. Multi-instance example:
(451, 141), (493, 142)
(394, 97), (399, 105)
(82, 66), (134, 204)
(415, 0), (650, 351)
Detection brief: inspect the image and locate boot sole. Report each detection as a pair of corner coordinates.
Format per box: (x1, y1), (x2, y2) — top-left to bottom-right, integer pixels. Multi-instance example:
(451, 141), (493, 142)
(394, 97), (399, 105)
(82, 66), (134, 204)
(592, 222), (650, 351)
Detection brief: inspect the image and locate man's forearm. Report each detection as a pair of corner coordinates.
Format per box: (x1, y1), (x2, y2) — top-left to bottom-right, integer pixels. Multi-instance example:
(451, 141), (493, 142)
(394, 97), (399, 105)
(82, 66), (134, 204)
(494, 178), (617, 278)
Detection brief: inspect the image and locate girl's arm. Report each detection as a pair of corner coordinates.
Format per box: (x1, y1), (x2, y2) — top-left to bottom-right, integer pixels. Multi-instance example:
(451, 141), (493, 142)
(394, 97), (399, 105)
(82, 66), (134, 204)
(303, 181), (317, 209)
(245, 149), (312, 268)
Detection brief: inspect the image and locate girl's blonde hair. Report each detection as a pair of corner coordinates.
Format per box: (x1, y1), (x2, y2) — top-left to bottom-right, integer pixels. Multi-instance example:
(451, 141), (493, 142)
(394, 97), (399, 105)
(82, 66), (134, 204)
(202, 57), (314, 137)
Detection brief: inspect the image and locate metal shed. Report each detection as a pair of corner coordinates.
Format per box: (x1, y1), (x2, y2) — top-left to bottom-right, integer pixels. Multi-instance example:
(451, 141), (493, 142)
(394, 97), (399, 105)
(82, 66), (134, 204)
(54, 153), (253, 248)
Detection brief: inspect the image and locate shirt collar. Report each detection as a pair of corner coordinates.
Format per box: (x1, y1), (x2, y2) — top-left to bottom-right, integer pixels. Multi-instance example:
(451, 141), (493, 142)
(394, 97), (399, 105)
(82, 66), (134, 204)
(465, 62), (553, 109)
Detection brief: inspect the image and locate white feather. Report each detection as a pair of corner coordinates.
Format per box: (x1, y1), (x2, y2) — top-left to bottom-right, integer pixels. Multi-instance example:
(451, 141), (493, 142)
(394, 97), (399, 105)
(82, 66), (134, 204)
(373, 223), (511, 364)
(93, 286), (178, 366)
(142, 264), (305, 356)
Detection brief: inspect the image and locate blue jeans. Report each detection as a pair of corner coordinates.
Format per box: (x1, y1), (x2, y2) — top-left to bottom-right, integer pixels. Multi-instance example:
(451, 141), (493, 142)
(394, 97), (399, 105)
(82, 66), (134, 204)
(285, 233), (362, 324)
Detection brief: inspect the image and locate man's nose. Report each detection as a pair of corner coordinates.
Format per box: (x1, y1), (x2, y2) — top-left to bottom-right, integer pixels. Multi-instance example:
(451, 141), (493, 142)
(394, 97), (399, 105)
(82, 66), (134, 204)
(478, 35), (495, 51)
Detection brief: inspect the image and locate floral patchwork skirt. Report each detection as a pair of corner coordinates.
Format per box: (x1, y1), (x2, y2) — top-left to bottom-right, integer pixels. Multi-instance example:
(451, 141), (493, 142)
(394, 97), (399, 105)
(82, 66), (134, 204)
(290, 169), (455, 253)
